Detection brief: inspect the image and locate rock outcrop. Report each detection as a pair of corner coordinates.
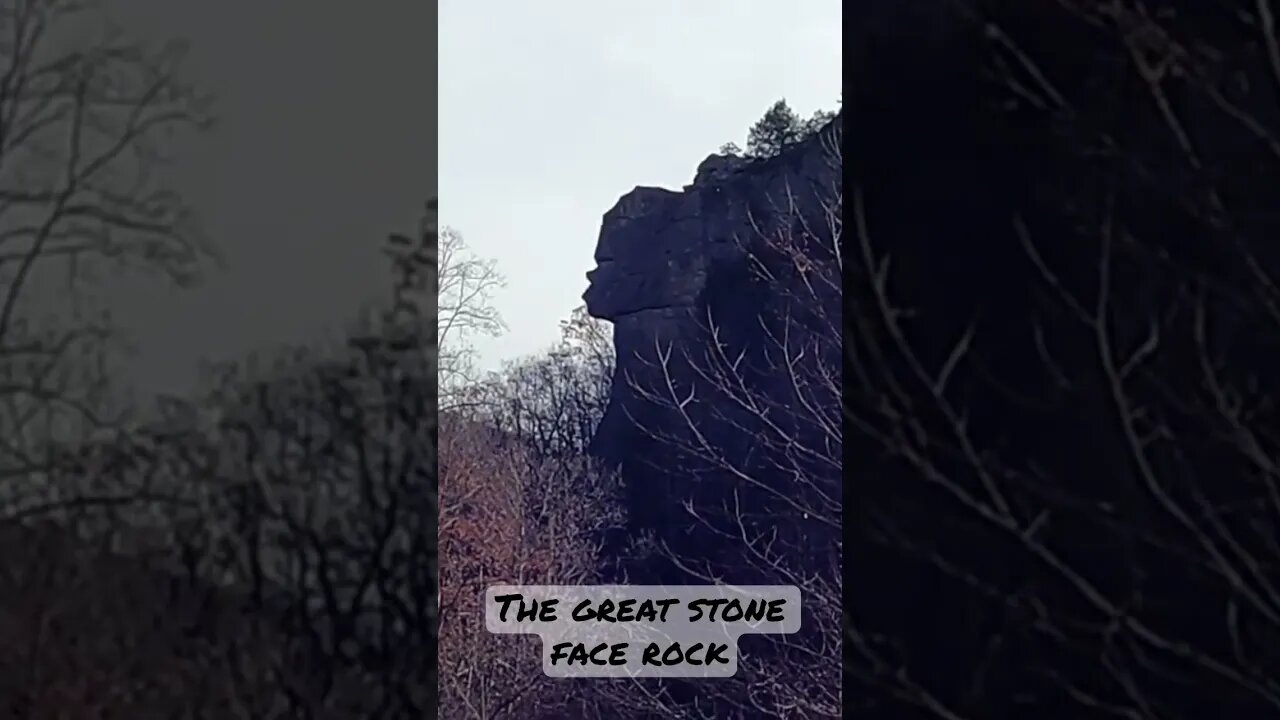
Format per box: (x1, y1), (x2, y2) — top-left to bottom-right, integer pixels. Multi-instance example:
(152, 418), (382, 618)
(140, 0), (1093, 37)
(583, 116), (842, 578)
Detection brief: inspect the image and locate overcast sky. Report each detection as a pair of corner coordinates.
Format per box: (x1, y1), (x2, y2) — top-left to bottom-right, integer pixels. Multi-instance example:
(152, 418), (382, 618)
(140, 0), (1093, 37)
(84, 1), (838, 402)
(99, 2), (435, 399)
(439, 0), (842, 371)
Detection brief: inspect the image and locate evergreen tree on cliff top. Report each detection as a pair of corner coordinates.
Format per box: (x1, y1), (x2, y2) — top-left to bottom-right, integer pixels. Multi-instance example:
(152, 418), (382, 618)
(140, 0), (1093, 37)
(723, 98), (837, 159)
(747, 99), (805, 157)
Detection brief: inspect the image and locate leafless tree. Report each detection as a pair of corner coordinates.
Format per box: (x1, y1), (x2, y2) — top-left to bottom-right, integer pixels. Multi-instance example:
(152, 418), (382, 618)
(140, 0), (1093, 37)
(0, 0), (213, 511)
(559, 304), (614, 383)
(169, 209), (442, 716)
(0, 204), (439, 718)
(844, 3), (1280, 717)
(462, 305), (613, 458)
(438, 226), (504, 408)
(188, 341), (437, 716)
(437, 417), (625, 720)
(0, 514), (365, 719)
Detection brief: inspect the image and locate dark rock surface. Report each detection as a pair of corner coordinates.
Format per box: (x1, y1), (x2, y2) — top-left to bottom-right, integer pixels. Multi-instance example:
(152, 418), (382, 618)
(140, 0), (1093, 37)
(583, 116), (841, 576)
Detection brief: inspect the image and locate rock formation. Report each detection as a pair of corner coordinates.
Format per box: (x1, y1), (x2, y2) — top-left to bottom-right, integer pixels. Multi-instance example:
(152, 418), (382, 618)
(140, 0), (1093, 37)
(583, 115), (842, 579)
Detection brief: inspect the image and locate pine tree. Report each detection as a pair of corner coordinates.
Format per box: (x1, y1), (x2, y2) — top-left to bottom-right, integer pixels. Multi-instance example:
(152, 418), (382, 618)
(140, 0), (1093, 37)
(745, 99), (806, 158)
(718, 98), (838, 161)
(719, 141), (743, 156)
(802, 109), (837, 136)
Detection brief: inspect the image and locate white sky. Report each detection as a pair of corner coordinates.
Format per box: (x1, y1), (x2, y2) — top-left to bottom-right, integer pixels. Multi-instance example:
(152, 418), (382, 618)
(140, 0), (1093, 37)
(439, 0), (842, 370)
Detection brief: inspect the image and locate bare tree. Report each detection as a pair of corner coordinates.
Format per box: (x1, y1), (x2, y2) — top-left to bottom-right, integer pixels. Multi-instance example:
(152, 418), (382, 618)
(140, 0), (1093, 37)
(0, 0), (213, 506)
(437, 226), (504, 408)
(170, 208), (443, 716)
(0, 204), (440, 717)
(559, 304), (614, 380)
(843, 2), (1280, 717)
(0, 516), (362, 719)
(437, 417), (624, 720)
(462, 305), (613, 458)
(191, 340), (438, 716)
(622, 123), (843, 718)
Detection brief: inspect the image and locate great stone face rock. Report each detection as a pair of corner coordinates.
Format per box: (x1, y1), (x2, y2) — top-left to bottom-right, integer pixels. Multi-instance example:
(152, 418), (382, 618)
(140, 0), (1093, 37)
(582, 115), (842, 572)
(583, 137), (835, 321)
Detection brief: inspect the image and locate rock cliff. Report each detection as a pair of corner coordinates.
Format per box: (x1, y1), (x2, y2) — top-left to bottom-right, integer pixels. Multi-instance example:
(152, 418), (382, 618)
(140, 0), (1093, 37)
(583, 114), (842, 577)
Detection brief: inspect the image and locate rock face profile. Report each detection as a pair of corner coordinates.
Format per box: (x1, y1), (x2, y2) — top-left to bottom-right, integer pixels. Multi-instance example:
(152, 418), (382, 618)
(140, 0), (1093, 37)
(583, 116), (842, 580)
